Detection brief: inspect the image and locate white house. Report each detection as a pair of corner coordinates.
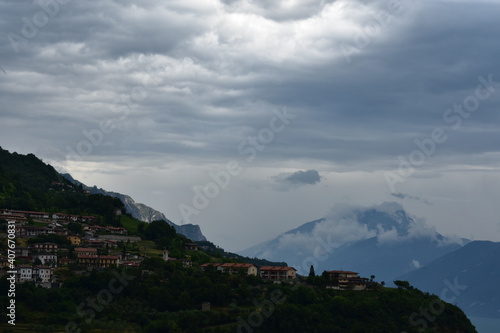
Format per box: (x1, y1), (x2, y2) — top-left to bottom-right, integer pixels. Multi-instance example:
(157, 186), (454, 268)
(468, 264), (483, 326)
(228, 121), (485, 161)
(36, 266), (52, 283)
(16, 265), (53, 284)
(17, 265), (34, 283)
(36, 253), (57, 266)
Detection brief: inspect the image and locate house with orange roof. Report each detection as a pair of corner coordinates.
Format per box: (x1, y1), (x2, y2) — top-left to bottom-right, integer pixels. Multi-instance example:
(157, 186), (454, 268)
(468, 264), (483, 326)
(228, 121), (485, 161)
(259, 266), (297, 281)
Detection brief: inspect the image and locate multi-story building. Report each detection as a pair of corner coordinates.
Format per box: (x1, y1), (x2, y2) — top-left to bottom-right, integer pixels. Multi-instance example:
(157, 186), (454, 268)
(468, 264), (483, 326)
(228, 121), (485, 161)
(88, 225), (128, 235)
(16, 265), (53, 284)
(36, 253), (58, 266)
(84, 239), (116, 248)
(16, 226), (55, 238)
(77, 255), (119, 269)
(14, 247), (30, 258)
(2, 209), (50, 219)
(325, 270), (369, 290)
(32, 242), (58, 252)
(201, 263), (258, 276)
(74, 247), (98, 257)
(259, 266), (297, 281)
(52, 213), (99, 223)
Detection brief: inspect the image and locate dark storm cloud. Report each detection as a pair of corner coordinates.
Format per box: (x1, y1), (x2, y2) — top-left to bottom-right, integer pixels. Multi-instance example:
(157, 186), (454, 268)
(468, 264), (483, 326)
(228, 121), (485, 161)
(0, 0), (499, 173)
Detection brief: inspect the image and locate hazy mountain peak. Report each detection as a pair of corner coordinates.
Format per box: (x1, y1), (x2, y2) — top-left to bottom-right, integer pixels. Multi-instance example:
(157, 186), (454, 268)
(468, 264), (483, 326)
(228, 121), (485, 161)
(239, 202), (464, 280)
(349, 202), (413, 235)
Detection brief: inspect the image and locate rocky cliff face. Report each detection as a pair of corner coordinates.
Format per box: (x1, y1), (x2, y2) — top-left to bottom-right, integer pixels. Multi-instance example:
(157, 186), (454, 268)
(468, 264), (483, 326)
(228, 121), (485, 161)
(92, 189), (207, 242)
(62, 173), (207, 241)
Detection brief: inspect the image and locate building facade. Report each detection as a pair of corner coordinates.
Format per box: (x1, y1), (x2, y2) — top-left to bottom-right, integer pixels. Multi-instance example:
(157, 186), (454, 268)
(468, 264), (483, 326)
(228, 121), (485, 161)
(259, 266), (297, 281)
(325, 270), (369, 290)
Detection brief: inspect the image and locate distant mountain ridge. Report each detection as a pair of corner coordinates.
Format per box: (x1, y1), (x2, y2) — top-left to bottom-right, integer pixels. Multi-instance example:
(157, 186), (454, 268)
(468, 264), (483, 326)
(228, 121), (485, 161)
(239, 202), (466, 283)
(399, 240), (500, 319)
(62, 173), (207, 241)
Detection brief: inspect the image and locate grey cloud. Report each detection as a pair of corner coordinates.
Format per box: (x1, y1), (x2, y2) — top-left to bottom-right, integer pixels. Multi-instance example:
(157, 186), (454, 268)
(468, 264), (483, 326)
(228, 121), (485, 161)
(1, 0), (499, 173)
(273, 202), (443, 260)
(391, 193), (431, 205)
(391, 193), (407, 200)
(221, 0), (338, 22)
(283, 169), (321, 185)
(272, 169), (322, 191)
(1, 1), (500, 251)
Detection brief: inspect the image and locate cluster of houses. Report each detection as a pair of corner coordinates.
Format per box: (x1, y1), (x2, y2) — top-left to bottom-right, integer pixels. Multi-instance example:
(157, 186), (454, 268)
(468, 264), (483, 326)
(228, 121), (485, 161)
(0, 209), (127, 241)
(4, 246), (369, 289)
(3, 241), (122, 285)
(15, 224), (128, 239)
(2, 209), (372, 290)
(13, 242), (60, 267)
(0, 209), (137, 287)
(198, 264), (370, 288)
(50, 181), (88, 193)
(200, 263), (297, 281)
(87, 225), (128, 235)
(1, 209), (100, 224)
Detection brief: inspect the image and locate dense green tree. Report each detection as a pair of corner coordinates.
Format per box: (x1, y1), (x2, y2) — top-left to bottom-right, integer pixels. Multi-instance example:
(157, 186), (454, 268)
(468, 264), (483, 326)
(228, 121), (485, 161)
(394, 280), (413, 290)
(309, 265), (316, 278)
(67, 222), (83, 235)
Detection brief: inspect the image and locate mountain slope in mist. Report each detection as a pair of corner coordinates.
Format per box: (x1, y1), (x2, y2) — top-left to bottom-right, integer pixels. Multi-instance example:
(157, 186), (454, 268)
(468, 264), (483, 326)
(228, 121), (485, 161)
(399, 240), (500, 318)
(239, 202), (466, 282)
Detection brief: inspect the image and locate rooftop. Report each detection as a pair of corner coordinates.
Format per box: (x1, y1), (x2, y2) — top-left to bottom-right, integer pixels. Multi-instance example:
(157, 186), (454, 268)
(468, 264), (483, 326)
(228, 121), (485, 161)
(260, 266), (296, 271)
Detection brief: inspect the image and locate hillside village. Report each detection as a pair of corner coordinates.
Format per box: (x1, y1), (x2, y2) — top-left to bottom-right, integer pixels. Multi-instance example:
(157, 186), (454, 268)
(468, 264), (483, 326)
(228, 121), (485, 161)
(0, 149), (478, 332)
(0, 205), (478, 333)
(1, 208), (373, 291)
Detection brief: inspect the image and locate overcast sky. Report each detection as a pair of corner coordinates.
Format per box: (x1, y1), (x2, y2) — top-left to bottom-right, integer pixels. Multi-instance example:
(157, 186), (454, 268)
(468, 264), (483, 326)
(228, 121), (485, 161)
(1, 0), (500, 252)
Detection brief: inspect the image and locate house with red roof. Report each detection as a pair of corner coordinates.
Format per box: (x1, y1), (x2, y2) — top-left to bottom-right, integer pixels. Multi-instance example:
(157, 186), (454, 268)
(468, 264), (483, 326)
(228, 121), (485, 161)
(259, 266), (297, 281)
(325, 270), (369, 290)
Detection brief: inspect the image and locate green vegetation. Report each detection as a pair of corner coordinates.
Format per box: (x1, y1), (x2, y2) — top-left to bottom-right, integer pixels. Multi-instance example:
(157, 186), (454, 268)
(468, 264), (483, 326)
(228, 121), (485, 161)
(118, 215), (142, 234)
(0, 147), (478, 332)
(0, 269), (477, 332)
(0, 147), (124, 224)
(259, 285), (476, 332)
(195, 240), (287, 267)
(27, 234), (71, 246)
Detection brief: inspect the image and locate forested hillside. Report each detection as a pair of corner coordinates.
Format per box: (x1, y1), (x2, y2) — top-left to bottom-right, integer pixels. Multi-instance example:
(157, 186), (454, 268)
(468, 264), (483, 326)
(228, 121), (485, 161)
(0, 266), (477, 333)
(0, 148), (478, 332)
(0, 147), (124, 224)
